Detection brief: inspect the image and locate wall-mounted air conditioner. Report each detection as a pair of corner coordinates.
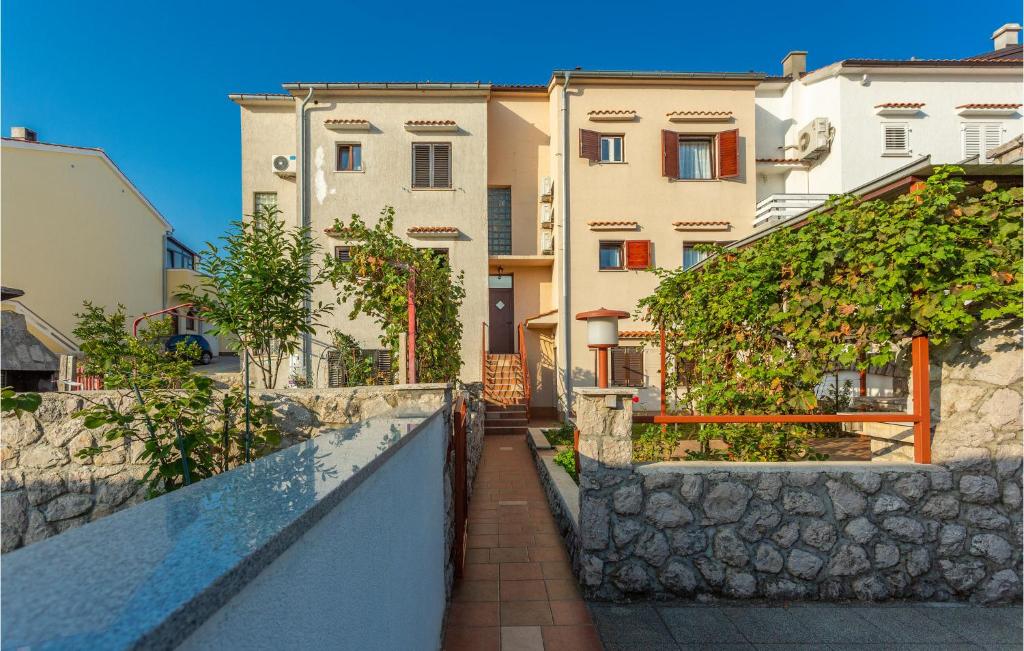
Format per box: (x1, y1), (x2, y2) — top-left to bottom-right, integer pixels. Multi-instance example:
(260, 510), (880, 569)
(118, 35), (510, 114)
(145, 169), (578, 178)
(795, 118), (831, 161)
(540, 204), (553, 228)
(540, 176), (554, 203)
(541, 231), (554, 254)
(272, 154), (297, 176)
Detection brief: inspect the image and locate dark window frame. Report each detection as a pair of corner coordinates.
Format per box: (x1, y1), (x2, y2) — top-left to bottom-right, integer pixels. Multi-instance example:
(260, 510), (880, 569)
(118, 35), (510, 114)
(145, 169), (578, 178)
(336, 143), (363, 171)
(411, 142), (452, 189)
(599, 241), (625, 271)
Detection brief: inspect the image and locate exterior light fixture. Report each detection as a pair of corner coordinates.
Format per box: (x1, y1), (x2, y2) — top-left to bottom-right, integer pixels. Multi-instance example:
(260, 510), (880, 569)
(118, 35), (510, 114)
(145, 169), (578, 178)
(575, 307), (629, 388)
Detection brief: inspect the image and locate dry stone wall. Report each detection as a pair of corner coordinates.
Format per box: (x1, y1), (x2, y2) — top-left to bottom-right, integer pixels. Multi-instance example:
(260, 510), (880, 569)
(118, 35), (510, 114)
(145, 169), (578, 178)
(573, 322), (1022, 604)
(1, 384), (451, 553)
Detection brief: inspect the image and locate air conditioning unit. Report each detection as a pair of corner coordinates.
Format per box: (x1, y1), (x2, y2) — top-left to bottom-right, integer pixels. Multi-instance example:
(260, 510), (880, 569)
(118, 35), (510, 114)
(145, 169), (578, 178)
(540, 176), (554, 203)
(540, 204), (553, 228)
(795, 118), (831, 161)
(272, 154), (297, 176)
(541, 231), (554, 254)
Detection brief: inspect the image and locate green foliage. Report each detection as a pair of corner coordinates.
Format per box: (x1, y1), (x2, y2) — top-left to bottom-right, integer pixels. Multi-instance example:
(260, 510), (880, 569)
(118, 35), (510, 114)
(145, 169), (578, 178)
(639, 168), (1022, 461)
(71, 305), (280, 496)
(329, 329), (376, 386)
(553, 447), (577, 482)
(178, 205), (341, 389)
(332, 207), (466, 383)
(1, 387), (41, 416)
(632, 424), (688, 462)
(683, 425), (827, 462)
(543, 423), (575, 447)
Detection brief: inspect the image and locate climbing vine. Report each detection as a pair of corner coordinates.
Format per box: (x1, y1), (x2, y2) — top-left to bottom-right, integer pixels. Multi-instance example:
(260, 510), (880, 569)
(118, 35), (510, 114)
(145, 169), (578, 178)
(639, 167), (1022, 460)
(332, 207), (466, 383)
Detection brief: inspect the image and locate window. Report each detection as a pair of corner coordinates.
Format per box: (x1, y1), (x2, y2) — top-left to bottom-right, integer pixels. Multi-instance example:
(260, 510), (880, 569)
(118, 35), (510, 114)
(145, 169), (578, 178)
(336, 144), (362, 171)
(185, 309), (196, 332)
(411, 143), (451, 189)
(165, 238), (195, 270)
(600, 135), (624, 163)
(487, 188), (512, 255)
(611, 347), (644, 387)
(422, 247), (449, 268)
(599, 242), (624, 270)
(254, 192), (277, 215)
(678, 138), (714, 179)
(335, 246), (352, 262)
(962, 122), (1003, 162)
(682, 245), (710, 270)
(881, 123), (910, 156)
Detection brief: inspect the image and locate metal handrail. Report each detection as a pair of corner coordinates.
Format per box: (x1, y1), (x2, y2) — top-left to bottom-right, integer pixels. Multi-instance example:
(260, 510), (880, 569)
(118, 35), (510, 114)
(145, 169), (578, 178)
(480, 322), (488, 398)
(518, 322), (530, 421)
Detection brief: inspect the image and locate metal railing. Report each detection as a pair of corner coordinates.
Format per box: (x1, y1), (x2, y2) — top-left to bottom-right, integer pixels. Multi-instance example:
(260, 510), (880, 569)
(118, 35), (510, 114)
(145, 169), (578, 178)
(517, 322), (530, 420)
(480, 322), (488, 398)
(754, 193), (830, 228)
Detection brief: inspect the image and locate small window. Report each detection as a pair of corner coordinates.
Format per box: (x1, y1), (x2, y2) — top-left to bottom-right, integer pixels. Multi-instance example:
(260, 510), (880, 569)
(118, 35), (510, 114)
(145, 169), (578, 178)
(335, 246), (352, 262)
(422, 247), (449, 268)
(962, 122), (1003, 162)
(611, 347), (644, 388)
(412, 143), (451, 189)
(336, 144), (362, 171)
(185, 309), (196, 332)
(599, 242), (624, 270)
(254, 192), (277, 215)
(881, 123), (910, 156)
(682, 245), (710, 270)
(600, 135), (624, 163)
(678, 137), (714, 180)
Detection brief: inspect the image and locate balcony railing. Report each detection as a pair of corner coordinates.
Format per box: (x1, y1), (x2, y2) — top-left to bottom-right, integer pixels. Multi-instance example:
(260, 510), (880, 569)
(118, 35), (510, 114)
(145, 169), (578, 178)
(754, 193), (830, 228)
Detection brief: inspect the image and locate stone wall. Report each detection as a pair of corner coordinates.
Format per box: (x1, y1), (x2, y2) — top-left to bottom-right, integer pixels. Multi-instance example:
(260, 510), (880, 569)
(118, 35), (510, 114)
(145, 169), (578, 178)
(1, 384), (451, 553)
(572, 323), (1022, 603)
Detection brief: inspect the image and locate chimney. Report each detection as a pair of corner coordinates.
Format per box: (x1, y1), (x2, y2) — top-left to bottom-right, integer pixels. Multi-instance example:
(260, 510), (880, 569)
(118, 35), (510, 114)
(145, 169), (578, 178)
(782, 51), (807, 78)
(9, 127), (37, 142)
(993, 23), (1021, 50)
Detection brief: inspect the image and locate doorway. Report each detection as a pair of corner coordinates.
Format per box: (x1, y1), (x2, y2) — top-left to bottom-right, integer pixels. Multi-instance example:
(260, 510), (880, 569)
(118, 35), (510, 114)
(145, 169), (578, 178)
(488, 274), (514, 353)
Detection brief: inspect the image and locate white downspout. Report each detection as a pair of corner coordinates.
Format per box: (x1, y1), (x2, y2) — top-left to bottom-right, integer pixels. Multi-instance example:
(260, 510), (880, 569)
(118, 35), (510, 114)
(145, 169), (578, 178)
(298, 87), (315, 386)
(559, 72), (573, 416)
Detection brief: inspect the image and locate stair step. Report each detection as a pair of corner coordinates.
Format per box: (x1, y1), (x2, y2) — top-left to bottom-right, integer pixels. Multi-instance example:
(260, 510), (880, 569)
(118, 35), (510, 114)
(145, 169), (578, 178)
(485, 425), (528, 436)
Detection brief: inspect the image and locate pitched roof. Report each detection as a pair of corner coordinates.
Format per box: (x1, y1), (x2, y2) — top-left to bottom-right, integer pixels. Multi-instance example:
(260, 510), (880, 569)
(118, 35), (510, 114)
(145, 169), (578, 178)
(962, 44), (1024, 61)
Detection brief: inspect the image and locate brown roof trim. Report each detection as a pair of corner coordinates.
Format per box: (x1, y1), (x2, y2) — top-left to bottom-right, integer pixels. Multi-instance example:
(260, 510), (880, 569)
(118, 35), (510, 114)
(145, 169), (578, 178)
(672, 220), (731, 226)
(666, 110), (733, 117)
(842, 58), (1021, 68)
(955, 103), (1022, 109)
(325, 118), (369, 124)
(587, 220), (639, 226)
(405, 120), (457, 126)
(756, 158), (808, 164)
(875, 102), (926, 108)
(619, 330), (658, 339)
(407, 226), (459, 233)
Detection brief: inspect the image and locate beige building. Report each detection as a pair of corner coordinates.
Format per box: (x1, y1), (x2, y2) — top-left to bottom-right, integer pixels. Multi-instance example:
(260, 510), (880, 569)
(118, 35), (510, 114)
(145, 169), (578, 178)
(1, 130), (218, 384)
(231, 70), (763, 413)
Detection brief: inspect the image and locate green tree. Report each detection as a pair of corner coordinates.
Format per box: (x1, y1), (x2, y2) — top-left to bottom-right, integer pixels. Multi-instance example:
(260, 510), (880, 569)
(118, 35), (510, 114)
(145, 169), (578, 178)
(177, 206), (341, 389)
(333, 207), (466, 383)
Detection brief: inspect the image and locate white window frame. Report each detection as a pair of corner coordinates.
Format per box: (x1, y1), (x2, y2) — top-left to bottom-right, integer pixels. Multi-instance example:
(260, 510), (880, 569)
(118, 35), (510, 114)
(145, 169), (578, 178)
(254, 191), (278, 215)
(961, 122), (1004, 163)
(599, 135), (624, 163)
(881, 122), (910, 157)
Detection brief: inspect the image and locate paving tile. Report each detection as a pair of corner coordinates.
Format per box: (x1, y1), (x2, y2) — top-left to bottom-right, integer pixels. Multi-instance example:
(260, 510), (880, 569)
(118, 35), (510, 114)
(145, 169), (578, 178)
(550, 600), (593, 626)
(467, 534), (499, 548)
(722, 606), (890, 645)
(659, 606), (748, 645)
(540, 561), (574, 579)
(843, 607), (971, 644)
(916, 606), (1024, 646)
(464, 548), (490, 564)
(500, 579), (548, 602)
(528, 546), (569, 562)
(500, 562), (544, 581)
(589, 603), (679, 651)
(452, 580), (499, 603)
(490, 547), (530, 563)
(446, 602), (500, 627)
(461, 562), (499, 581)
(501, 601), (554, 626)
(541, 624), (604, 651)
(501, 626), (545, 651)
(443, 625), (499, 651)
(499, 533), (536, 547)
(470, 522), (498, 535)
(532, 533), (564, 547)
(545, 578), (583, 601)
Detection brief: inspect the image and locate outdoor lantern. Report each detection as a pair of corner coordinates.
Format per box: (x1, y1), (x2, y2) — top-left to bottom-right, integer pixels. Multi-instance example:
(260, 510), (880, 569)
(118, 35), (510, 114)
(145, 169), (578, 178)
(575, 307), (629, 388)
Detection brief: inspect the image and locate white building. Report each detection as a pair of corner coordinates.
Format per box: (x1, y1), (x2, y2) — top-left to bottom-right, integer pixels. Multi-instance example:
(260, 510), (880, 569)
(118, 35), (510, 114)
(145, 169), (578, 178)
(754, 23), (1023, 227)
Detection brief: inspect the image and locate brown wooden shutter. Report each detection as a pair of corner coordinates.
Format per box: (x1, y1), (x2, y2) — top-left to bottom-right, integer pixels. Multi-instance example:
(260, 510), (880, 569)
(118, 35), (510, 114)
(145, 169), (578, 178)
(579, 129), (600, 162)
(717, 128), (740, 179)
(412, 144), (431, 188)
(662, 130), (680, 178)
(625, 240), (652, 270)
(611, 347), (644, 387)
(433, 143), (451, 188)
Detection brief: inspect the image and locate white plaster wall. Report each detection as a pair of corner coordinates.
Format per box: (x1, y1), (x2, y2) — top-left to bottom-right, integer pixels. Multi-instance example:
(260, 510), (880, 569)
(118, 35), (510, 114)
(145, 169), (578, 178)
(180, 412), (447, 651)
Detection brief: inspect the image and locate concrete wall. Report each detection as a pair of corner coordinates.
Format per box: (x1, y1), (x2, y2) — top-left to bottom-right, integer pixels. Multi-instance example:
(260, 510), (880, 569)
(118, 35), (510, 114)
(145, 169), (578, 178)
(0, 142), (168, 345)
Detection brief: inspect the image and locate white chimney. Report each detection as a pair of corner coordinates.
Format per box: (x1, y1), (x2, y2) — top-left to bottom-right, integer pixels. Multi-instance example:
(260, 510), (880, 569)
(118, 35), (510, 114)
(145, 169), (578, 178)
(9, 127), (37, 142)
(782, 51), (807, 78)
(993, 23), (1021, 50)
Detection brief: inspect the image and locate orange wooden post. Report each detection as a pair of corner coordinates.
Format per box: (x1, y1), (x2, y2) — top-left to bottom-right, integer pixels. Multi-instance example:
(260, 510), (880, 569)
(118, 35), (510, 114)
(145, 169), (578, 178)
(595, 347), (609, 388)
(659, 326), (667, 417)
(406, 274), (416, 383)
(911, 335), (932, 464)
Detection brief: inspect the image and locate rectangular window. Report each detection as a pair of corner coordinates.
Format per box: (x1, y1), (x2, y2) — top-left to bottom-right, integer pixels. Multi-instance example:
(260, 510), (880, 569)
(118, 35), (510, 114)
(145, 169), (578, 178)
(487, 187), (512, 255)
(600, 135), (624, 163)
(336, 144), (362, 171)
(962, 122), (1003, 162)
(881, 123), (910, 156)
(599, 242), (624, 270)
(678, 138), (714, 180)
(411, 143), (451, 189)
(683, 245), (710, 270)
(611, 347), (644, 388)
(185, 309), (196, 332)
(254, 192), (277, 215)
(335, 246), (352, 262)
(421, 247), (449, 268)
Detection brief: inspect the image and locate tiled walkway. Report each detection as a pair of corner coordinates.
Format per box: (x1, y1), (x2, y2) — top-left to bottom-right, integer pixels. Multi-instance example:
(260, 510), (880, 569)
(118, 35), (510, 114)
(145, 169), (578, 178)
(443, 434), (602, 651)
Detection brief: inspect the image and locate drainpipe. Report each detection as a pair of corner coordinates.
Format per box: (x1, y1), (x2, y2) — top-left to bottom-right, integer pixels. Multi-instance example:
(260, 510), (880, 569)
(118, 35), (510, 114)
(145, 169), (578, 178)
(298, 87), (314, 386)
(559, 72), (573, 416)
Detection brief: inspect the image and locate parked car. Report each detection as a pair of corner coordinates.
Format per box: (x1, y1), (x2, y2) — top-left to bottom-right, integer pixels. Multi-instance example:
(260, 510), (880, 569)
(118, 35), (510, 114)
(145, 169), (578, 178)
(164, 334), (213, 365)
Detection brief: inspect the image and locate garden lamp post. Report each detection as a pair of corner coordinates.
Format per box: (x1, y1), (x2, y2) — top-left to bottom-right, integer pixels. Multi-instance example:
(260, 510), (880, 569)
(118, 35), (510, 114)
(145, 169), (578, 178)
(575, 308), (629, 388)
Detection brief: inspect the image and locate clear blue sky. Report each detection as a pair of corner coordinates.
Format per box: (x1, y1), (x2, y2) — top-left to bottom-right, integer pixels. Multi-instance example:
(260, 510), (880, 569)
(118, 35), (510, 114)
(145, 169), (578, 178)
(3, 1), (1020, 251)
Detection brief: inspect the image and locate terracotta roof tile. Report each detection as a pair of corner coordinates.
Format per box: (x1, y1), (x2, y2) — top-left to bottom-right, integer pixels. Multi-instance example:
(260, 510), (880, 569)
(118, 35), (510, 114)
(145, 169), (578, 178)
(587, 220), (638, 226)
(405, 120), (457, 126)
(325, 118), (369, 124)
(672, 220), (731, 226)
(666, 110), (733, 117)
(407, 226), (459, 233)
(955, 103), (1022, 109)
(756, 158), (808, 164)
(588, 109), (636, 115)
(875, 102), (925, 109)
(619, 330), (658, 339)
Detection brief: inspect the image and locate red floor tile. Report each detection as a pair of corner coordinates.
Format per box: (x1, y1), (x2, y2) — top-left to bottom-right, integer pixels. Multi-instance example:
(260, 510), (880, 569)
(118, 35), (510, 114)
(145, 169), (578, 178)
(500, 562), (544, 581)
(446, 602), (500, 627)
(541, 625), (603, 651)
(549, 600), (592, 625)
(499, 579), (548, 602)
(443, 625), (499, 651)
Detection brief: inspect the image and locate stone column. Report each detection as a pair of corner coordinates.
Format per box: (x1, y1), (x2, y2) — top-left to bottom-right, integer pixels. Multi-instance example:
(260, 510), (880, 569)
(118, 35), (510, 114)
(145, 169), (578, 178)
(574, 387), (636, 591)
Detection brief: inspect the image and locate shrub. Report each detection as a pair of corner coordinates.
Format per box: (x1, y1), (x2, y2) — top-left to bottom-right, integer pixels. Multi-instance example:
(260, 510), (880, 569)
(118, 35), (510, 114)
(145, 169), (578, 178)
(553, 447), (577, 482)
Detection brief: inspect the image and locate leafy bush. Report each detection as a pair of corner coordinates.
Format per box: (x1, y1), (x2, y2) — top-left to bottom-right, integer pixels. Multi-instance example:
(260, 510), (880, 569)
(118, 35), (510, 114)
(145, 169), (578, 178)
(1, 387), (40, 416)
(632, 424), (688, 462)
(553, 447), (577, 481)
(543, 423), (574, 447)
(329, 330), (376, 386)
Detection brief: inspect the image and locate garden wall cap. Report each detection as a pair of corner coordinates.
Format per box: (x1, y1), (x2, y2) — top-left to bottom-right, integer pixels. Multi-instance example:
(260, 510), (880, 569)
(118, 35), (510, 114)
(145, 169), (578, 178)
(576, 387), (638, 396)
(575, 308), (630, 320)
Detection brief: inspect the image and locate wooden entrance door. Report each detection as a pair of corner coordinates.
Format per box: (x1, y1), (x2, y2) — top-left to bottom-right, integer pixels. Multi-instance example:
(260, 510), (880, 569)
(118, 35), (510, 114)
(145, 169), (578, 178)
(488, 275), (514, 353)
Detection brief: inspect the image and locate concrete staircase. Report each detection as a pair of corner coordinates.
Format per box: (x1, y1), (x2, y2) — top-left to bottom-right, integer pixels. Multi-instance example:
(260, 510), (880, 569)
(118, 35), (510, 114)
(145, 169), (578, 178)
(483, 354), (528, 435)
